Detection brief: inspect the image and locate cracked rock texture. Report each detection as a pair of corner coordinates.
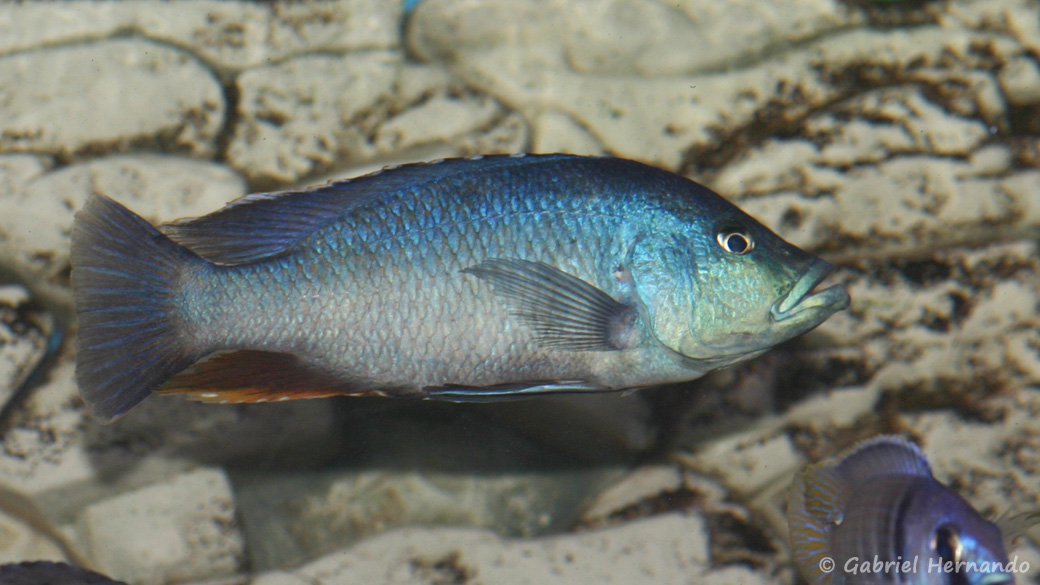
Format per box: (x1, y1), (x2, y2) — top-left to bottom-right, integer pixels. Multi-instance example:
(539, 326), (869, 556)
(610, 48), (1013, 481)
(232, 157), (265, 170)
(0, 0), (1038, 583)
(0, 155), (246, 284)
(0, 286), (51, 410)
(0, 40), (225, 159)
(228, 51), (402, 184)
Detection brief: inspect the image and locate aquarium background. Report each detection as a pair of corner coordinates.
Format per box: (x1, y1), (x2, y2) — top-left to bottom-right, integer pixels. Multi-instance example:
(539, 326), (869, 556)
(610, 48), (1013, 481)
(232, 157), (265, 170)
(1, 0), (1039, 583)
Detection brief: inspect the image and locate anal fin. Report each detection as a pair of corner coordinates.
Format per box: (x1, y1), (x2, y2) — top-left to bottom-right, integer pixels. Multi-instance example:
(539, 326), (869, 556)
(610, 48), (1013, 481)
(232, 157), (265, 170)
(157, 350), (361, 404)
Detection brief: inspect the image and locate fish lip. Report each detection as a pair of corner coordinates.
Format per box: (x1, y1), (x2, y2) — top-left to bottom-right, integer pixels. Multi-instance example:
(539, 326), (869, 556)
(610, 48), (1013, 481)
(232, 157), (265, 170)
(771, 259), (850, 321)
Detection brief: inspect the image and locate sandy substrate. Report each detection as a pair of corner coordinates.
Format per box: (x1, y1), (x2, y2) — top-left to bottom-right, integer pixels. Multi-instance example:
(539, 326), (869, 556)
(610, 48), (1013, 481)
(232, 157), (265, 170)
(0, 0), (1039, 583)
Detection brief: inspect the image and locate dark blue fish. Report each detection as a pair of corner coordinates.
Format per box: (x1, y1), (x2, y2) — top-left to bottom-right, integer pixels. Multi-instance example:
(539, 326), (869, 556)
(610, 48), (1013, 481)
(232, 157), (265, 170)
(71, 154), (849, 422)
(0, 562), (127, 585)
(788, 436), (1015, 585)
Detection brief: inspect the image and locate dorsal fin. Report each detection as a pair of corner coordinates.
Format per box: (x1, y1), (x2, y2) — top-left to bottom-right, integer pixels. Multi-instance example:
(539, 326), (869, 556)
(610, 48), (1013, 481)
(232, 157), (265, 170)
(832, 435), (932, 484)
(161, 154), (583, 265)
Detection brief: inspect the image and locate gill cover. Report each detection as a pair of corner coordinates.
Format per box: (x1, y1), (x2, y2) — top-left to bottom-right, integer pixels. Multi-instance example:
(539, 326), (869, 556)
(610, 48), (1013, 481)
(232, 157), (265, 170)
(628, 235), (701, 362)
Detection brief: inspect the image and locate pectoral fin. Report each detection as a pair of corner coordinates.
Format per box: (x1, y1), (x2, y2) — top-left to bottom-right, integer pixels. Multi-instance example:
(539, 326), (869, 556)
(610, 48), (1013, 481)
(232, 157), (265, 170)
(463, 258), (637, 351)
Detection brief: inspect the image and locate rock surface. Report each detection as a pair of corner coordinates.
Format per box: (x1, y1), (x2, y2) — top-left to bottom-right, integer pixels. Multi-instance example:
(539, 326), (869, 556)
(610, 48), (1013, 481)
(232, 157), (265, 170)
(249, 513), (773, 585)
(0, 0), (1037, 583)
(0, 40), (224, 159)
(0, 155), (246, 284)
(76, 467), (244, 585)
(0, 285), (52, 411)
(228, 52), (402, 184)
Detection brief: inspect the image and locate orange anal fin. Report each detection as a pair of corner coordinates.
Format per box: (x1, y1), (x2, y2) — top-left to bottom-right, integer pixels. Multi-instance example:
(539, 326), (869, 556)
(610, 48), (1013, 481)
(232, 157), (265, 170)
(157, 350), (364, 404)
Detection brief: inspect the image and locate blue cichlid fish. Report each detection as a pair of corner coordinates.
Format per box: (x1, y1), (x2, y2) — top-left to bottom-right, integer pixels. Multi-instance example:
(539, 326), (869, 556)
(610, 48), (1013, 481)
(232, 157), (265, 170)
(71, 154), (849, 423)
(788, 436), (1016, 585)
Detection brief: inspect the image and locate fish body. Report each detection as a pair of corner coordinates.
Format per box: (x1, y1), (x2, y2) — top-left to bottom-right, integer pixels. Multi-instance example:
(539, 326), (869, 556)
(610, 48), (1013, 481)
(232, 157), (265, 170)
(71, 154), (849, 422)
(788, 436), (1014, 585)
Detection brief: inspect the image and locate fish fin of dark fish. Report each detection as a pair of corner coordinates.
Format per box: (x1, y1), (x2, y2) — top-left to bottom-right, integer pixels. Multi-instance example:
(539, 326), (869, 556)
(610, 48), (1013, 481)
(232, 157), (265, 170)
(71, 194), (205, 423)
(0, 561), (128, 585)
(787, 463), (845, 585)
(462, 258), (637, 351)
(995, 510), (1040, 549)
(423, 380), (609, 401)
(833, 435), (932, 484)
(157, 350), (366, 403)
(162, 154), (584, 265)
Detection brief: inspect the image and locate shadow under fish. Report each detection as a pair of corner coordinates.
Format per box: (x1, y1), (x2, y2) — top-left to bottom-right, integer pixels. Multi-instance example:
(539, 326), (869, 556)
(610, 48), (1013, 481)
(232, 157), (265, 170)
(70, 154), (849, 423)
(787, 435), (1030, 585)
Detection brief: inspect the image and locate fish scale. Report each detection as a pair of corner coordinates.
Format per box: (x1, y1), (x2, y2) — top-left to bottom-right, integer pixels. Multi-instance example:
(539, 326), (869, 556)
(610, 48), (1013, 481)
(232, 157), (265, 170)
(71, 154), (848, 421)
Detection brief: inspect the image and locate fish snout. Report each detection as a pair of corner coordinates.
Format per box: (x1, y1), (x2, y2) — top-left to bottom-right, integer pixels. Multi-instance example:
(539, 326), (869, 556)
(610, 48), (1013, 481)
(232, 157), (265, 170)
(770, 259), (850, 322)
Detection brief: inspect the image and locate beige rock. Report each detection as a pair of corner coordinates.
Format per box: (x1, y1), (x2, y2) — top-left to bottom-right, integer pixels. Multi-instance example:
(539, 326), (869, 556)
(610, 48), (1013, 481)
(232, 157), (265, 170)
(0, 1), (400, 71)
(227, 52), (401, 183)
(77, 467), (244, 585)
(679, 431), (805, 498)
(411, 10), (1021, 171)
(0, 39), (224, 159)
(409, 0), (850, 75)
(532, 111), (605, 156)
(0, 507), (65, 564)
(280, 513), (740, 585)
(0, 155), (245, 283)
(0, 285), (50, 407)
(579, 465), (683, 525)
(998, 55), (1040, 105)
(375, 95), (502, 152)
(0, 362), (97, 496)
(722, 85), (1040, 255)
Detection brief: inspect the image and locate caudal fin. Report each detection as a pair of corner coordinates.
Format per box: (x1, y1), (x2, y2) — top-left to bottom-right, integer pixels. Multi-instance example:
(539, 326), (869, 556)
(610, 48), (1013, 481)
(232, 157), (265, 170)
(71, 194), (203, 422)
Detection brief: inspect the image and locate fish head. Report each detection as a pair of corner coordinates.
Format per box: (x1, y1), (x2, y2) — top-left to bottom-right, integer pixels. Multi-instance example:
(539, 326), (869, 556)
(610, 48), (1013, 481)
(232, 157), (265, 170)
(901, 483), (1013, 585)
(628, 210), (849, 369)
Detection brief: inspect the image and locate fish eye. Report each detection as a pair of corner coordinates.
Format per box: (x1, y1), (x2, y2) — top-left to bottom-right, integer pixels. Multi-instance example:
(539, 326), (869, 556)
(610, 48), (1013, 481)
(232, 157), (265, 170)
(716, 228), (755, 255)
(932, 525), (963, 566)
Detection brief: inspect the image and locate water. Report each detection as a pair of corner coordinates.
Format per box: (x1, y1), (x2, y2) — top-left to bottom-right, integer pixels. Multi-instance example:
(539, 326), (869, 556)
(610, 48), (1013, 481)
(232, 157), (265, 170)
(1, 0), (1039, 583)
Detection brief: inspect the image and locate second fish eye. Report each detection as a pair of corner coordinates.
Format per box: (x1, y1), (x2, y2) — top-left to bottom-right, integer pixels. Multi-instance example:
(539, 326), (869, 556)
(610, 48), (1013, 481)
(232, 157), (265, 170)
(931, 525), (963, 565)
(716, 229), (754, 255)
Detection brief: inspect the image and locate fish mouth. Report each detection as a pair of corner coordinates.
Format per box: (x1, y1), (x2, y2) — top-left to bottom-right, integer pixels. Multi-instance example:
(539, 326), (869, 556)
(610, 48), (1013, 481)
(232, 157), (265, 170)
(771, 259), (850, 321)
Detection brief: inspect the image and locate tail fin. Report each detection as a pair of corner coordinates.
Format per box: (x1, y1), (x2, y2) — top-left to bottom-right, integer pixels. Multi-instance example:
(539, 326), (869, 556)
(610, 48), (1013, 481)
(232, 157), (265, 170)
(71, 194), (203, 423)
